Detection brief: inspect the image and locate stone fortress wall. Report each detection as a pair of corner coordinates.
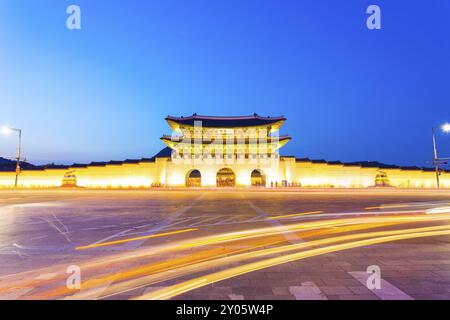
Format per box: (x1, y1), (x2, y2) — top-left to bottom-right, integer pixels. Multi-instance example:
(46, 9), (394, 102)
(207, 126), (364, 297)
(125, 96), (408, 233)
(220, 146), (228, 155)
(0, 155), (448, 189)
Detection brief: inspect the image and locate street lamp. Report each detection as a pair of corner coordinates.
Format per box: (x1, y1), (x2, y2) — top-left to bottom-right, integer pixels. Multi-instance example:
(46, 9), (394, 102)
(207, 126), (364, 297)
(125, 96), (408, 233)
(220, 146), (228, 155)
(1, 126), (11, 135)
(432, 123), (450, 189)
(442, 123), (450, 133)
(1, 126), (22, 187)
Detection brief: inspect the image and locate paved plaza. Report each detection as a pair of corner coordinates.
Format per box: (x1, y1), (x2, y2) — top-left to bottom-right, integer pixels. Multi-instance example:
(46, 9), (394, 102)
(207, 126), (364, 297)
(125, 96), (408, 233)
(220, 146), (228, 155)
(1, 189), (450, 300)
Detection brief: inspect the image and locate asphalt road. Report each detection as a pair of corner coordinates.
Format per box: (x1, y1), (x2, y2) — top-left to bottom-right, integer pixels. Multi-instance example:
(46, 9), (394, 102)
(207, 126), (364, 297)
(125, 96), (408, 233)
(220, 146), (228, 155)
(1, 189), (450, 300)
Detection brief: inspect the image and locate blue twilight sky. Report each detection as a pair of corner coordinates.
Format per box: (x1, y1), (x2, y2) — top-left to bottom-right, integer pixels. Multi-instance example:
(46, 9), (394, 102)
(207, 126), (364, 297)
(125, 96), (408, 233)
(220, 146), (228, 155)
(0, 0), (449, 166)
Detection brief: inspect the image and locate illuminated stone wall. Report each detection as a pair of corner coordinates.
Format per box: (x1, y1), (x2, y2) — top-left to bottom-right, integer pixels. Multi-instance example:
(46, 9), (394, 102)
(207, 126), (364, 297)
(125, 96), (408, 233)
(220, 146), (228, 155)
(287, 158), (450, 188)
(0, 170), (68, 188)
(0, 156), (449, 189)
(0, 161), (161, 189)
(73, 162), (159, 188)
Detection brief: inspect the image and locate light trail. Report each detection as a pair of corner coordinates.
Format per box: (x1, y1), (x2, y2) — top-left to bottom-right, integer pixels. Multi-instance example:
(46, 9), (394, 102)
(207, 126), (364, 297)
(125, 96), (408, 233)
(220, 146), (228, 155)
(34, 238), (289, 299)
(3, 213), (450, 293)
(365, 204), (410, 210)
(65, 222), (400, 300)
(135, 226), (450, 300)
(75, 228), (197, 250)
(75, 222), (438, 300)
(426, 206), (450, 214)
(173, 213), (450, 249)
(4, 220), (402, 299)
(4, 211), (450, 299)
(62, 223), (450, 299)
(266, 211), (323, 220)
(3, 216), (395, 294)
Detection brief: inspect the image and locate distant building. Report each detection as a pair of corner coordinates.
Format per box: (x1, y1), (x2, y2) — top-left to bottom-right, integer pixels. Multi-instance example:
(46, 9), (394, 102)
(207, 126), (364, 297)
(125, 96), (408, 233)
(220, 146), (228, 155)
(0, 114), (449, 189)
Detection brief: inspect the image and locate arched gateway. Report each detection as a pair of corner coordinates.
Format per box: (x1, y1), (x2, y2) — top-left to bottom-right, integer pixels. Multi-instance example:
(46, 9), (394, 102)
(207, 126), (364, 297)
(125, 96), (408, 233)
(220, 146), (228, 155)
(251, 169), (266, 187)
(216, 168), (236, 187)
(186, 170), (201, 187)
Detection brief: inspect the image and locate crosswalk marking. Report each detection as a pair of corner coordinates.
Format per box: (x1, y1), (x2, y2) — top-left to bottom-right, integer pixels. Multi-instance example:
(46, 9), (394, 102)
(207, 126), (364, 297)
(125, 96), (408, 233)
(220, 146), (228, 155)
(348, 271), (414, 300)
(289, 282), (327, 300)
(228, 293), (244, 300)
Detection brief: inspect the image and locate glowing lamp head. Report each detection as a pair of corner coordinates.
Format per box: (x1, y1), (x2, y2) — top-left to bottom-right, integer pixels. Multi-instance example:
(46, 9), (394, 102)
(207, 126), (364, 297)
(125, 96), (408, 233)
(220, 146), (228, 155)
(1, 126), (12, 135)
(442, 123), (450, 133)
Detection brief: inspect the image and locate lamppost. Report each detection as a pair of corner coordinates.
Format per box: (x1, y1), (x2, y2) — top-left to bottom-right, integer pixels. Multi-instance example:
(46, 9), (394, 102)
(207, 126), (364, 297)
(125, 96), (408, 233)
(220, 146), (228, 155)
(432, 123), (450, 189)
(1, 126), (22, 188)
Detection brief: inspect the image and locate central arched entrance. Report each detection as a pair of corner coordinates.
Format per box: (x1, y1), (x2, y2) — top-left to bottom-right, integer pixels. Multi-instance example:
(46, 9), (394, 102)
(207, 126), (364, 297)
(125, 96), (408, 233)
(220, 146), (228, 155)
(186, 170), (201, 187)
(216, 168), (236, 187)
(251, 169), (266, 187)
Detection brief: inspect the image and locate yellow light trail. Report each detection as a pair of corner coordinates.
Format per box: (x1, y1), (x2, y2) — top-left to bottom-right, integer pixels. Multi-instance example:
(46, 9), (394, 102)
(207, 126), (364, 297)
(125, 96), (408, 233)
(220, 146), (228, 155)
(67, 223), (397, 300)
(36, 238), (288, 299)
(5, 213), (450, 299)
(75, 228), (197, 250)
(136, 226), (450, 300)
(174, 213), (450, 249)
(67, 223), (450, 300)
(267, 211), (323, 220)
(365, 204), (410, 210)
(1, 216), (407, 295)
(27, 213), (450, 293)
(17, 220), (399, 299)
